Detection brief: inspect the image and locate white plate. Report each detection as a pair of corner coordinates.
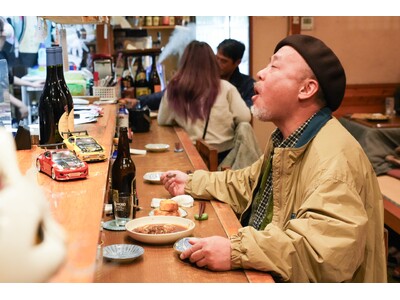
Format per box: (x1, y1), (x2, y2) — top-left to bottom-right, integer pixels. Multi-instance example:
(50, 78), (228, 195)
(151, 195), (194, 208)
(72, 98), (89, 105)
(103, 244), (144, 262)
(125, 216), (195, 245)
(145, 143), (170, 152)
(149, 207), (187, 218)
(143, 171), (163, 184)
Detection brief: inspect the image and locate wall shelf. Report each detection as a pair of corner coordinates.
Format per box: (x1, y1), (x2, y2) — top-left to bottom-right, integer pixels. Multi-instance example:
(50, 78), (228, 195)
(40, 16), (110, 25)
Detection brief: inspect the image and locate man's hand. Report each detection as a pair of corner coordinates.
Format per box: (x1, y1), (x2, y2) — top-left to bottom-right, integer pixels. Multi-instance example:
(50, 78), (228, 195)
(160, 170), (189, 196)
(180, 236), (232, 271)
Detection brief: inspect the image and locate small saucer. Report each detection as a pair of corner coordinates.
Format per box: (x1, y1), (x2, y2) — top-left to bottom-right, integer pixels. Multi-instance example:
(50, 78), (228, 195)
(143, 171), (163, 184)
(103, 244), (144, 263)
(366, 113), (390, 121)
(103, 219), (127, 231)
(173, 237), (199, 254)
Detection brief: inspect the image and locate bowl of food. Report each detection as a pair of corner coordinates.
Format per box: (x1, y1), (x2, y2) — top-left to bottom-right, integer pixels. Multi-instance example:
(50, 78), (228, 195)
(125, 216), (195, 245)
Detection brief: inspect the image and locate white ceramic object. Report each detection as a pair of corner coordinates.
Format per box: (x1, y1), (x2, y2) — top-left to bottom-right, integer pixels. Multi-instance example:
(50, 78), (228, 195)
(173, 237), (199, 254)
(143, 171), (163, 184)
(149, 207), (188, 218)
(72, 98), (89, 105)
(0, 128), (67, 282)
(151, 195), (194, 208)
(144, 143), (170, 152)
(125, 216), (195, 245)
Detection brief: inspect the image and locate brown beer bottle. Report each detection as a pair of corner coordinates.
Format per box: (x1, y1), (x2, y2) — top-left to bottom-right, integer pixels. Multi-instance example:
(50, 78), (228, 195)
(111, 127), (138, 219)
(149, 55), (161, 94)
(134, 56), (150, 98)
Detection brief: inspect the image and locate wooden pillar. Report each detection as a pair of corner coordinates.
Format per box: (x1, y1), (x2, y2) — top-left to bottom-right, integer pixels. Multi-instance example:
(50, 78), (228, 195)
(96, 23), (113, 55)
(288, 17), (302, 35)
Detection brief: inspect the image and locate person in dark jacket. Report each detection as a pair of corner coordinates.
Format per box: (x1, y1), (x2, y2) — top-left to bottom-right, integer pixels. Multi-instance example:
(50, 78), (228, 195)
(125, 38), (255, 110)
(216, 39), (255, 108)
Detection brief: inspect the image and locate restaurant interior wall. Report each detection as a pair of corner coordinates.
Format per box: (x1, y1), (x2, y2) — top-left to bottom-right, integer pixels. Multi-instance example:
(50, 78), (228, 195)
(250, 16), (400, 150)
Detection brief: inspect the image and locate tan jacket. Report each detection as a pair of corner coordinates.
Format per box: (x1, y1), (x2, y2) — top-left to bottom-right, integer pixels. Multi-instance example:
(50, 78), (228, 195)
(185, 118), (387, 282)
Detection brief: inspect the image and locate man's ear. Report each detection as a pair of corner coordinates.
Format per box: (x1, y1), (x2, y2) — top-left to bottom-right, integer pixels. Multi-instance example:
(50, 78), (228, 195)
(298, 79), (319, 100)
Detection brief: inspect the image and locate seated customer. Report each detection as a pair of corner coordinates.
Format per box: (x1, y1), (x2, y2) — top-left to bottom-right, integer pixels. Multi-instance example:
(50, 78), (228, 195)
(157, 40), (251, 164)
(216, 39), (255, 108)
(160, 35), (387, 282)
(125, 38), (255, 110)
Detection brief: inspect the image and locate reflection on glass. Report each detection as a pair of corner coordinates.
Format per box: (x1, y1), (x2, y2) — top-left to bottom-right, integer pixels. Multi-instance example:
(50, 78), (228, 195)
(0, 59), (11, 127)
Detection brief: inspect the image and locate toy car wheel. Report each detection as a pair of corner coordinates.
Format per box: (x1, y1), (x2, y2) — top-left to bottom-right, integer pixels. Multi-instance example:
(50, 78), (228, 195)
(36, 159), (41, 172)
(51, 168), (57, 180)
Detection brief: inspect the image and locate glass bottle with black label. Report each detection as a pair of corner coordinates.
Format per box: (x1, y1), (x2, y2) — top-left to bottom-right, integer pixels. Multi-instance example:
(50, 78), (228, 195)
(111, 127), (138, 222)
(149, 55), (161, 94)
(134, 56), (150, 98)
(38, 47), (69, 145)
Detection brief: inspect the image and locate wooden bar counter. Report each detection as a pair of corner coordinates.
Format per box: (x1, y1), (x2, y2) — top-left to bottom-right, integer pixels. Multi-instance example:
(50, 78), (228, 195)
(15, 104), (273, 283)
(15, 104), (117, 282)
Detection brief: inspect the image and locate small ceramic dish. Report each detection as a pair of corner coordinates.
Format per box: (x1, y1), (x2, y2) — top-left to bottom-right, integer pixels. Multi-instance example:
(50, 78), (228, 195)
(102, 219), (127, 231)
(145, 143), (170, 152)
(103, 244), (144, 263)
(173, 237), (199, 254)
(149, 207), (188, 218)
(143, 171), (164, 184)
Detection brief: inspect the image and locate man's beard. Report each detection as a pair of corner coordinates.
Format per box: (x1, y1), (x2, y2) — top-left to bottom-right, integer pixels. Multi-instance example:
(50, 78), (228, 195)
(251, 104), (271, 122)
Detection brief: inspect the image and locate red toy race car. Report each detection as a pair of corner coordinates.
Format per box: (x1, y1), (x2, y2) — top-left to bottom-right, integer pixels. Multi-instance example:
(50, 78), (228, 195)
(36, 149), (89, 181)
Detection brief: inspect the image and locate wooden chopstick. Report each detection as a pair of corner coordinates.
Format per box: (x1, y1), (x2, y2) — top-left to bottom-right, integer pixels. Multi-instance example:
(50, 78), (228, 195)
(198, 202), (205, 217)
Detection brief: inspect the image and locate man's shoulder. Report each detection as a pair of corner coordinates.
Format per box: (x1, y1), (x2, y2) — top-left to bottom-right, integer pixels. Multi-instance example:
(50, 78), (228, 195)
(231, 69), (255, 85)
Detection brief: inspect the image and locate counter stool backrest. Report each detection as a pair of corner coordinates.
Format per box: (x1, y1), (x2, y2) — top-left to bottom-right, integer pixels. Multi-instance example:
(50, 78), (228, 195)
(195, 139), (218, 171)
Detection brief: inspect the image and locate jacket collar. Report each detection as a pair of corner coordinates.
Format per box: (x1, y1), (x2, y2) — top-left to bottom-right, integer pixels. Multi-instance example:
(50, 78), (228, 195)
(296, 107), (332, 148)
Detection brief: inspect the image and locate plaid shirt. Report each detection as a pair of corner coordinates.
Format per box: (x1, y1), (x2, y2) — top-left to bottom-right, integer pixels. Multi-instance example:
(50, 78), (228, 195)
(250, 113), (316, 230)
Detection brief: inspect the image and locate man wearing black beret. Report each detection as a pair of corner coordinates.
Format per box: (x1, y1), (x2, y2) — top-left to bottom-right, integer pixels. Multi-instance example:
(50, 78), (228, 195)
(161, 34), (387, 282)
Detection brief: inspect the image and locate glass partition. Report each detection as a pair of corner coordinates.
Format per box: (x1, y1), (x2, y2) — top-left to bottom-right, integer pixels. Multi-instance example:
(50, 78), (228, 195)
(0, 59), (11, 128)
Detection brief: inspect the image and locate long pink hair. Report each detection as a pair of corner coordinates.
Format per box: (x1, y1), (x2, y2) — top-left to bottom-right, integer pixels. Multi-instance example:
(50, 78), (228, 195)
(166, 40), (220, 122)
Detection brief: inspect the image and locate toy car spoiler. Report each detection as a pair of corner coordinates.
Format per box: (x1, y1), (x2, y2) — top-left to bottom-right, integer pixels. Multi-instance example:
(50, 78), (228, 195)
(61, 130), (89, 139)
(38, 143), (66, 150)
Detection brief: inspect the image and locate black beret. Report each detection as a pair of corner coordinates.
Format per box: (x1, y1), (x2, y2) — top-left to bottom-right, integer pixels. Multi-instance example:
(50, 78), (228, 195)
(274, 34), (346, 112)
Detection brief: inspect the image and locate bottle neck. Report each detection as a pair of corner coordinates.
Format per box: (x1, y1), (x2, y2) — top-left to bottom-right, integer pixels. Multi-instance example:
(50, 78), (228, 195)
(136, 57), (143, 70)
(117, 128), (131, 157)
(45, 47), (63, 84)
(56, 65), (65, 81)
(45, 65), (58, 84)
(54, 47), (66, 81)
